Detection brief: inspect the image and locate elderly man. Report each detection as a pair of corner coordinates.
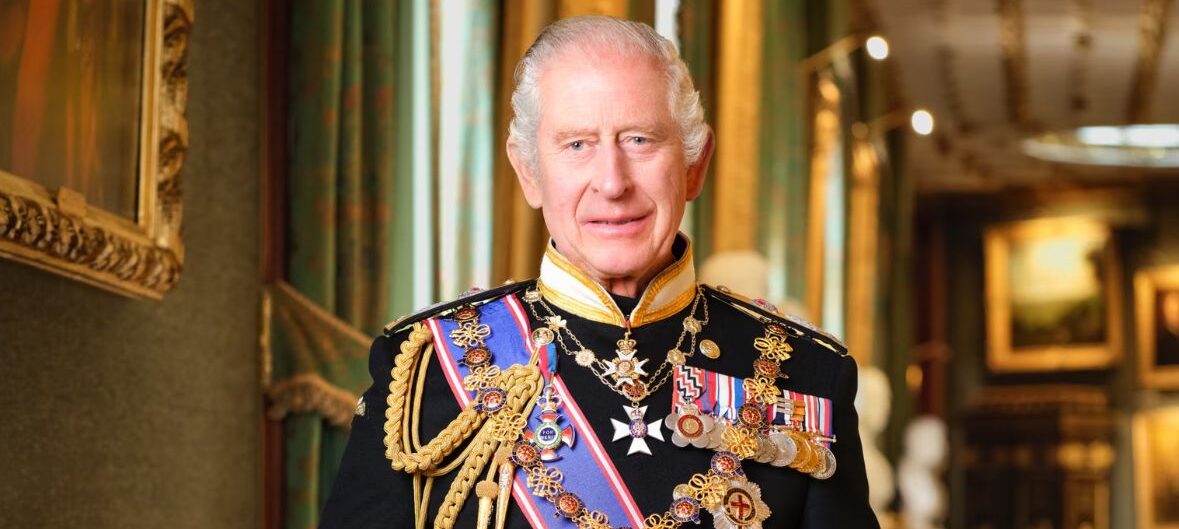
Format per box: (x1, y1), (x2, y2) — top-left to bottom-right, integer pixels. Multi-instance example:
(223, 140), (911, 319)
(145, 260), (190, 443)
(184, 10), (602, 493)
(321, 16), (877, 529)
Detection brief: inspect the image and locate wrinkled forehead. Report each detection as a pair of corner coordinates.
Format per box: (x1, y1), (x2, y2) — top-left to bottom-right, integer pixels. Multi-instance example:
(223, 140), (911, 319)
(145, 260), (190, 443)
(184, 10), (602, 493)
(534, 46), (668, 111)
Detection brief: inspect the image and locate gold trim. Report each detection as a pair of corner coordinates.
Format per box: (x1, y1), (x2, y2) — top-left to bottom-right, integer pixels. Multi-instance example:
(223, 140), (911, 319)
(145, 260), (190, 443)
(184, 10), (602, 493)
(1126, 0), (1172, 123)
(0, 0), (191, 299)
(542, 244), (624, 325)
(804, 72), (841, 323)
(265, 373), (359, 429)
(634, 287), (695, 327)
(984, 217), (1123, 373)
(712, 0), (763, 252)
(998, 0), (1032, 127)
(1134, 265), (1179, 389)
(538, 281), (621, 326)
(845, 137), (879, 366)
(631, 243), (695, 326)
(541, 238), (697, 327)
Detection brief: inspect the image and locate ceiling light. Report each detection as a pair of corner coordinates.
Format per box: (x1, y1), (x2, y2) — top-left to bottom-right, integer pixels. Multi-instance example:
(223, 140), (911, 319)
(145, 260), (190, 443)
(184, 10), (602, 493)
(1023, 125), (1179, 167)
(866, 36), (889, 60)
(911, 110), (934, 135)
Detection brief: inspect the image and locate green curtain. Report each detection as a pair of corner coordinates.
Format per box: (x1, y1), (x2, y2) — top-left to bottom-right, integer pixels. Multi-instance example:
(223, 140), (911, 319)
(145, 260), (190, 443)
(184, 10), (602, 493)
(275, 1), (500, 527)
(678, 0), (718, 261)
(437, 1), (498, 299)
(759, 0), (808, 307)
(280, 1), (408, 527)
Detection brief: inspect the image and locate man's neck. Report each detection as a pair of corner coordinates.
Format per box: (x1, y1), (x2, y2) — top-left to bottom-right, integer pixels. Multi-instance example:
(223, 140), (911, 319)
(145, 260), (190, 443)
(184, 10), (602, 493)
(595, 252), (675, 298)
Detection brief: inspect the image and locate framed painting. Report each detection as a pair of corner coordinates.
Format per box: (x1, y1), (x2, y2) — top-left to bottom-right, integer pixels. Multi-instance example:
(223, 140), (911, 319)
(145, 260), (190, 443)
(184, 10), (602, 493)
(1134, 265), (1179, 388)
(0, 0), (192, 298)
(984, 217), (1123, 372)
(1133, 407), (1179, 529)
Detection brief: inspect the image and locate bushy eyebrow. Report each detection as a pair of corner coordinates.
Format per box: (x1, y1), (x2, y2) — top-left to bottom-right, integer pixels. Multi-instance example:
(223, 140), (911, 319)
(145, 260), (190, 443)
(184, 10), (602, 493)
(548, 123), (671, 145)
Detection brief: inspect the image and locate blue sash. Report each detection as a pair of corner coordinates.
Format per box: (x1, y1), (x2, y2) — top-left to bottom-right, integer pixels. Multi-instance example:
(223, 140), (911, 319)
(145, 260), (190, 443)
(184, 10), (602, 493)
(426, 294), (647, 529)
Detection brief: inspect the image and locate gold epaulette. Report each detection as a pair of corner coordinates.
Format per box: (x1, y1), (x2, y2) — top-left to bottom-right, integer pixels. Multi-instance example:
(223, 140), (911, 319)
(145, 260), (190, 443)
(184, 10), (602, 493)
(701, 283), (849, 357)
(382, 279), (535, 336)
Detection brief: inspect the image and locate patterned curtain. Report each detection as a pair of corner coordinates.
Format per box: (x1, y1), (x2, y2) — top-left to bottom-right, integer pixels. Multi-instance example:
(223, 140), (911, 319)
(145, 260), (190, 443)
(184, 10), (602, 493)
(267, 0), (450, 523)
(270, 1), (417, 527)
(759, 0), (809, 307)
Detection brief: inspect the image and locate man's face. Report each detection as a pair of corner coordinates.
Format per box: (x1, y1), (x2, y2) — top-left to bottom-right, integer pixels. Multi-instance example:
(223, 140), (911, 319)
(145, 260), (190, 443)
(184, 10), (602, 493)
(510, 49), (711, 292)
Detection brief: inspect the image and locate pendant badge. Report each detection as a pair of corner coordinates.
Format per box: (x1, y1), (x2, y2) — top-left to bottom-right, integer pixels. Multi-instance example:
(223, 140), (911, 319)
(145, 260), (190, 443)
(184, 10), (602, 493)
(610, 404), (665, 455)
(602, 333), (649, 388)
(523, 385), (575, 461)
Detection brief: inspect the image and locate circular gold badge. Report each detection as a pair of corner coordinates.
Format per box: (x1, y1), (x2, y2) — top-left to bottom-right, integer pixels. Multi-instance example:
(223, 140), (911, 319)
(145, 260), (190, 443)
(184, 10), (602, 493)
(574, 349), (595, 367)
(699, 339), (721, 359)
(530, 327), (554, 346)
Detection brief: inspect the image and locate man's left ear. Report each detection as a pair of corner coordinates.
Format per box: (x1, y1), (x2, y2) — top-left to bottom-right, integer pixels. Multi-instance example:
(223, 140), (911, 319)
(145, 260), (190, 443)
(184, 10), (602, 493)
(686, 128), (715, 201)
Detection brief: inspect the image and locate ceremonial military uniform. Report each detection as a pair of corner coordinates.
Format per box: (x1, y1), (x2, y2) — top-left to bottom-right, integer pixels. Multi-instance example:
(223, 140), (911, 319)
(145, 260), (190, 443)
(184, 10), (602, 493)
(321, 237), (879, 529)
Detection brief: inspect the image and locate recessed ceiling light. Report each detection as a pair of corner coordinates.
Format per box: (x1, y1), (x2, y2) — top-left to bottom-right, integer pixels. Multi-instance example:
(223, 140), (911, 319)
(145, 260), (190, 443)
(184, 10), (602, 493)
(1023, 125), (1179, 167)
(866, 36), (889, 61)
(911, 110), (934, 135)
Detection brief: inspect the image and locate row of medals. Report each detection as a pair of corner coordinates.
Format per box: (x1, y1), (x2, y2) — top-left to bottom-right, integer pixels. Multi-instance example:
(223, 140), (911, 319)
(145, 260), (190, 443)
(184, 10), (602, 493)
(448, 294), (835, 529)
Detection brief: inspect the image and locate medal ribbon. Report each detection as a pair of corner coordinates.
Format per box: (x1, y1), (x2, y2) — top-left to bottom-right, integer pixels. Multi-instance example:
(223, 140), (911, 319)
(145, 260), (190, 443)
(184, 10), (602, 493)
(427, 295), (646, 529)
(672, 365), (835, 445)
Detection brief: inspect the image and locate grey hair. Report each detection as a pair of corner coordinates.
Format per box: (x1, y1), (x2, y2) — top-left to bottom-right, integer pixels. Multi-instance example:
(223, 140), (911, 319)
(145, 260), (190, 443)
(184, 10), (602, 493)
(507, 16), (708, 173)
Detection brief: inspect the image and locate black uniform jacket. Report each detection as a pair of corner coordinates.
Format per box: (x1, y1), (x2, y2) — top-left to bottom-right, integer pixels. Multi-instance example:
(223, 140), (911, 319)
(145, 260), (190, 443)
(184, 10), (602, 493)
(321, 246), (878, 529)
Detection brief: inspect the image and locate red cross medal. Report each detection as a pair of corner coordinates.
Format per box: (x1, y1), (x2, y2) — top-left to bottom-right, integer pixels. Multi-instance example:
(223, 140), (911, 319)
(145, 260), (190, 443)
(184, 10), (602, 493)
(710, 478), (771, 529)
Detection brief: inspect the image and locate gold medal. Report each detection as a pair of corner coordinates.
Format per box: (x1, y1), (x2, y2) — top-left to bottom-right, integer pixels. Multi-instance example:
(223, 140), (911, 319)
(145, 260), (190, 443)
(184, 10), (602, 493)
(530, 327), (554, 346)
(699, 339), (721, 359)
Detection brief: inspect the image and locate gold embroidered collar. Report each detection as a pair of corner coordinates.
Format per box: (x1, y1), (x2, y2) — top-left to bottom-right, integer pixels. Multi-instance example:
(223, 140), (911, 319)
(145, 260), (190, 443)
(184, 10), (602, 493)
(537, 235), (697, 327)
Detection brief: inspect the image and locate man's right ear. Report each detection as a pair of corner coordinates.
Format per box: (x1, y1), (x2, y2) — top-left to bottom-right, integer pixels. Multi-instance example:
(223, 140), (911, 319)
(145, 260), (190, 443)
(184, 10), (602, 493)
(507, 143), (543, 209)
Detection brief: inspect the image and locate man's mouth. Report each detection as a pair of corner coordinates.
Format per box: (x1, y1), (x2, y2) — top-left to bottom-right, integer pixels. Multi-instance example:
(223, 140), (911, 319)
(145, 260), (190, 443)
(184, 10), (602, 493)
(590, 217), (642, 225)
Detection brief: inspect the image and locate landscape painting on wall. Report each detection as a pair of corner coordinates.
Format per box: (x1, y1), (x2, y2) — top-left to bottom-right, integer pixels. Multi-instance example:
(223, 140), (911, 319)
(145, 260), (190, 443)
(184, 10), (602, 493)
(1135, 265), (1179, 388)
(0, 0), (191, 299)
(0, 1), (145, 220)
(984, 217), (1122, 372)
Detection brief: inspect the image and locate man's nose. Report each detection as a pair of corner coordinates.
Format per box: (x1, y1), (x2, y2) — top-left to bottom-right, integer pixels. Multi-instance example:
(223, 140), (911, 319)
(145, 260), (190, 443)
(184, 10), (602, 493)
(590, 141), (630, 198)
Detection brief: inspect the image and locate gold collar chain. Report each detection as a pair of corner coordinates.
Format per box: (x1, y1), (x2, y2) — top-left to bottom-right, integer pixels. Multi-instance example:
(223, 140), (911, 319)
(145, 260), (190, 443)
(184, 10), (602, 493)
(521, 282), (710, 406)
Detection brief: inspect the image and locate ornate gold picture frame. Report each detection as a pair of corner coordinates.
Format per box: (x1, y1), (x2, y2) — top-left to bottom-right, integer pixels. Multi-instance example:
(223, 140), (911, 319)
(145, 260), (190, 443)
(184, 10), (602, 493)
(0, 0), (192, 299)
(1133, 407), (1179, 529)
(1134, 265), (1179, 389)
(984, 217), (1123, 372)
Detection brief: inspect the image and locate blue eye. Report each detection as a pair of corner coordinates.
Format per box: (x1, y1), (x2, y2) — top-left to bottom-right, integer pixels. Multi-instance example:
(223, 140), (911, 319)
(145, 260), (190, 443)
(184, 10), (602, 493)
(569, 140), (585, 151)
(632, 137), (648, 145)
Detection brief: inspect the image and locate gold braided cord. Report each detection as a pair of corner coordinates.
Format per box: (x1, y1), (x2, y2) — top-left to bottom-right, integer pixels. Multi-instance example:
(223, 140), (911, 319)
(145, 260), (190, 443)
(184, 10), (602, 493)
(383, 322), (545, 529)
(440, 372), (543, 527)
(410, 337), (433, 451)
(385, 323), (489, 474)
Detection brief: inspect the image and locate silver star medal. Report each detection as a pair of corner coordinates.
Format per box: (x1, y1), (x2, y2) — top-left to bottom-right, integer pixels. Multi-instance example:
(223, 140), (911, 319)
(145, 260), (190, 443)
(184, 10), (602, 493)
(610, 405), (665, 455)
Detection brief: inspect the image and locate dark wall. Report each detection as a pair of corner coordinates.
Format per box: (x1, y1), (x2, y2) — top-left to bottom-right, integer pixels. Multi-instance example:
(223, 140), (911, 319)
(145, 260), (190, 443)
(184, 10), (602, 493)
(936, 186), (1179, 529)
(0, 1), (262, 526)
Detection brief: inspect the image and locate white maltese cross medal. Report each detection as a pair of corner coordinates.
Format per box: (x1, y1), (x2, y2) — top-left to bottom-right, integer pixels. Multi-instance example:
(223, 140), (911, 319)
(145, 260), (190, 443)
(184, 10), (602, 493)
(610, 405), (664, 456)
(602, 335), (649, 388)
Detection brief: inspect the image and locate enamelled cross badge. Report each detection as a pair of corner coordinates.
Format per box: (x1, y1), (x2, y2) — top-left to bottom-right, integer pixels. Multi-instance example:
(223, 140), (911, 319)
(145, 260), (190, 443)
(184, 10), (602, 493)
(524, 386), (575, 461)
(610, 404), (665, 456)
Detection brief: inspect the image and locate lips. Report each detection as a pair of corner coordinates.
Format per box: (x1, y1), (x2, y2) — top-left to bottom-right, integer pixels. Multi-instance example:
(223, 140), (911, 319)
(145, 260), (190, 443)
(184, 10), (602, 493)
(589, 217), (642, 225)
(585, 213), (649, 225)
(583, 214), (651, 236)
